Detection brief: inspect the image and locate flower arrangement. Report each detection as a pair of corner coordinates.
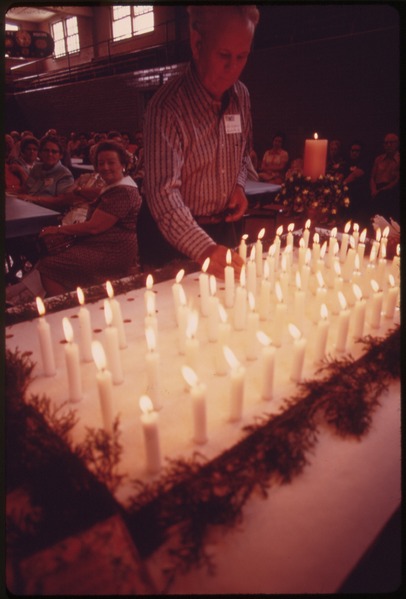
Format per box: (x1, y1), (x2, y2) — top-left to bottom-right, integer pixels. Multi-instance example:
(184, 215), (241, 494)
(275, 172), (350, 220)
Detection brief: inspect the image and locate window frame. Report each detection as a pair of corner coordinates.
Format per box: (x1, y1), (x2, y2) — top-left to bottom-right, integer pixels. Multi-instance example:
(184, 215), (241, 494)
(51, 15), (80, 59)
(111, 5), (154, 42)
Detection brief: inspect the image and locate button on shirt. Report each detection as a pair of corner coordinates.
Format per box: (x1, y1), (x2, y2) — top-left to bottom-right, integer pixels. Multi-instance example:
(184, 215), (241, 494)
(144, 63), (252, 262)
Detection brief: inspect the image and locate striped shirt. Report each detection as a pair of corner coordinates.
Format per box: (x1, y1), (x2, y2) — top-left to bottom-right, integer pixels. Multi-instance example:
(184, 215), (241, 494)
(144, 63), (252, 262)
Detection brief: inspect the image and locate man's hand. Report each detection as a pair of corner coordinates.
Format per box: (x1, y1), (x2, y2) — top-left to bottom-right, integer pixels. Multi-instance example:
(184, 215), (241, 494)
(225, 185), (248, 222)
(198, 244), (244, 279)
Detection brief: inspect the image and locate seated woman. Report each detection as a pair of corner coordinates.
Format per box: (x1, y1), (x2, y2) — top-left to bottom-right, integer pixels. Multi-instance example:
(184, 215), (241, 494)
(6, 141), (142, 303)
(258, 132), (289, 184)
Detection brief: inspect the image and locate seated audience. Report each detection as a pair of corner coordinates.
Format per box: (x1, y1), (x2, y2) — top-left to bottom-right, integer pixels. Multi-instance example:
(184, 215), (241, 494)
(18, 135), (75, 202)
(369, 132), (399, 221)
(285, 157), (303, 180)
(6, 141), (142, 302)
(258, 132), (289, 184)
(326, 139), (346, 180)
(342, 140), (369, 224)
(67, 131), (81, 157)
(8, 135), (39, 184)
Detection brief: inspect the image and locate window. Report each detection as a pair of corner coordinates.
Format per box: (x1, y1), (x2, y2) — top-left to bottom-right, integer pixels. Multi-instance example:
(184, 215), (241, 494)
(51, 16), (80, 58)
(112, 5), (154, 41)
(5, 23), (19, 31)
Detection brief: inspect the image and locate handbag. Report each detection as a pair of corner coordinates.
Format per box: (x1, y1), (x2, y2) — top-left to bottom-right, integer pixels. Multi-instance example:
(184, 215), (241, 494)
(36, 232), (78, 256)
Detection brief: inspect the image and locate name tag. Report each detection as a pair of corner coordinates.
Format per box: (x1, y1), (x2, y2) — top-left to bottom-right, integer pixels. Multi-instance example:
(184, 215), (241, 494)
(224, 114), (242, 134)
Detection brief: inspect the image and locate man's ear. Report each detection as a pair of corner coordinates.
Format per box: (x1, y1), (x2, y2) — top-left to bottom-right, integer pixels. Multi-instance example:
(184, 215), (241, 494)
(190, 28), (203, 61)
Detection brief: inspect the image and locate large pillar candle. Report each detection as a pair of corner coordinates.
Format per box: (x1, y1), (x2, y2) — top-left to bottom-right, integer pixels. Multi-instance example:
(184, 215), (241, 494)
(303, 133), (328, 180)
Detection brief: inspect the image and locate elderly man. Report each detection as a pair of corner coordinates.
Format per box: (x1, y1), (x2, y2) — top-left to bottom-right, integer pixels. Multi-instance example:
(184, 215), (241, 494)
(370, 132), (400, 221)
(143, 5), (260, 278)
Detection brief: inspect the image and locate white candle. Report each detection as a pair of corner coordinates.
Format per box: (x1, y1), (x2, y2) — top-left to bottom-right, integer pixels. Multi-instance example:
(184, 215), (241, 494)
(103, 299), (123, 385)
(351, 284), (366, 340)
(379, 226), (390, 259)
(246, 245), (257, 298)
(303, 133), (328, 180)
(390, 244), (400, 282)
(139, 395), (161, 474)
(369, 279), (383, 329)
(289, 323), (307, 382)
(293, 271), (305, 331)
(311, 232), (320, 273)
(239, 233), (248, 262)
(303, 218), (311, 249)
(352, 223), (360, 250)
(145, 327), (161, 410)
(144, 292), (158, 341)
(286, 222), (294, 249)
(327, 227), (338, 269)
(215, 304), (231, 375)
(257, 331), (275, 401)
(356, 228), (367, 263)
(246, 292), (259, 360)
(339, 220), (352, 263)
(314, 304), (329, 363)
(207, 275), (220, 342)
(106, 280), (127, 349)
(362, 249), (377, 298)
(342, 236), (356, 282)
(234, 266), (247, 331)
(266, 243), (277, 287)
(384, 274), (399, 320)
(312, 271), (327, 323)
(35, 297), (56, 377)
(371, 228), (381, 263)
(336, 292), (350, 352)
(177, 285), (188, 355)
(182, 365), (207, 444)
(274, 225), (283, 265)
(272, 282), (287, 348)
(278, 254), (289, 301)
(375, 245), (387, 290)
(76, 287), (93, 363)
(92, 340), (114, 434)
(297, 237), (306, 271)
(185, 309), (199, 371)
(224, 249), (235, 308)
(255, 227), (265, 277)
(258, 261), (271, 321)
(224, 346), (246, 422)
(172, 268), (185, 324)
(199, 257), (210, 317)
(300, 248), (312, 294)
(62, 317), (82, 402)
(331, 261), (344, 314)
(144, 273), (155, 315)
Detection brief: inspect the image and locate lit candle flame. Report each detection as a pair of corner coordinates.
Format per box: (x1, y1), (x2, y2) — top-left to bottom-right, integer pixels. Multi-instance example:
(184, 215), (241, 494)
(288, 323), (301, 340)
(145, 326), (156, 352)
(276, 225), (283, 236)
(241, 233), (248, 241)
(105, 280), (114, 299)
(176, 269), (185, 284)
(62, 317), (74, 343)
(209, 274), (217, 296)
(146, 273), (153, 290)
(295, 271), (302, 290)
(288, 222), (294, 233)
(320, 303), (328, 320)
(92, 340), (107, 371)
(388, 274), (395, 288)
(226, 248), (232, 265)
(77, 286), (85, 306)
(258, 227), (265, 240)
(275, 281), (283, 303)
(352, 283), (363, 301)
(186, 309), (199, 339)
(139, 395), (154, 414)
(182, 365), (199, 388)
(202, 257), (210, 273)
(36, 296), (46, 317)
(330, 227), (337, 238)
(338, 291), (347, 311)
(353, 223), (359, 233)
(248, 291), (255, 312)
(104, 299), (113, 326)
(360, 228), (367, 244)
(320, 241), (327, 258)
(305, 219), (311, 229)
(382, 226), (390, 238)
(218, 303), (228, 324)
(370, 279), (379, 293)
(313, 232), (320, 245)
(344, 221), (351, 234)
(256, 330), (271, 347)
(314, 132), (319, 140)
(375, 228), (381, 242)
(223, 345), (240, 370)
(316, 271), (325, 288)
(268, 243), (276, 257)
